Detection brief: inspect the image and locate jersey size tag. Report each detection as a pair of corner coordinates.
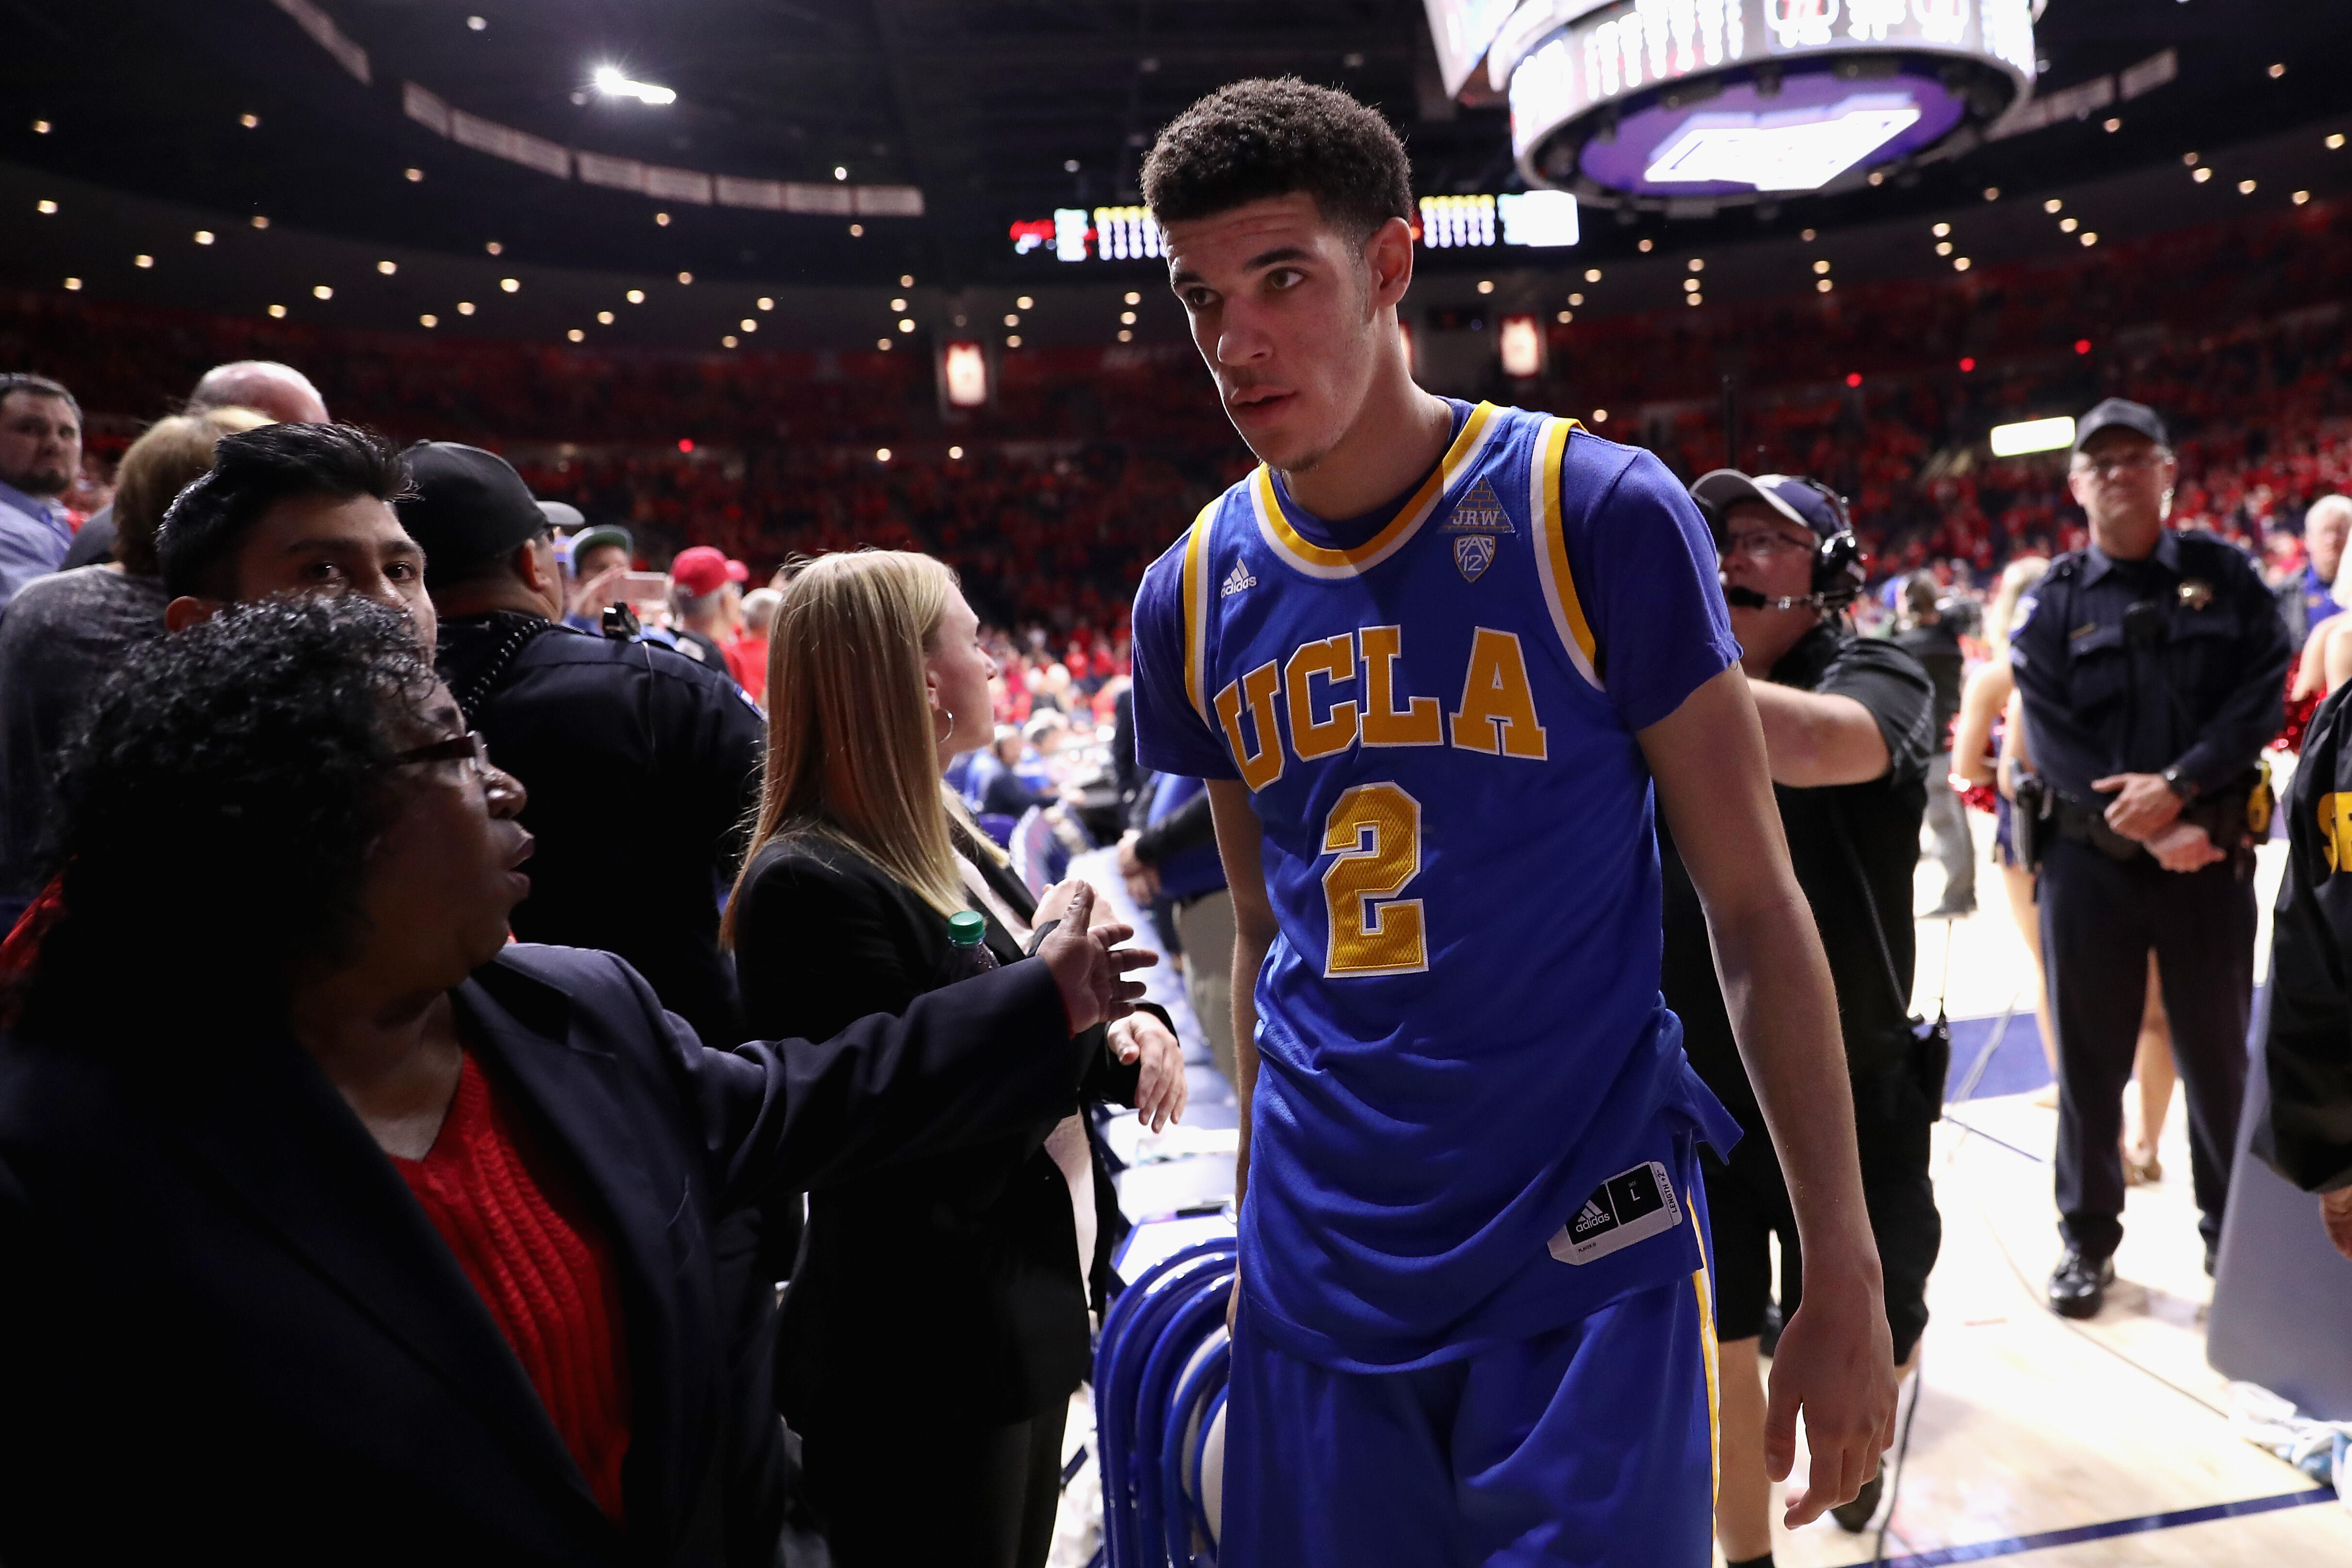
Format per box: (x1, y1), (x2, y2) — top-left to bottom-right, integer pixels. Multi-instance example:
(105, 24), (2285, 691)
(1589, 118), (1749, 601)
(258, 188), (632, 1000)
(1547, 1160), (1682, 1265)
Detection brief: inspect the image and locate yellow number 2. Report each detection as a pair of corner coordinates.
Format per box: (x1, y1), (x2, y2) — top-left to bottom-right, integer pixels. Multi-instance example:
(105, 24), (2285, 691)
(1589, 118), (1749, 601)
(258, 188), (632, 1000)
(1320, 783), (1428, 977)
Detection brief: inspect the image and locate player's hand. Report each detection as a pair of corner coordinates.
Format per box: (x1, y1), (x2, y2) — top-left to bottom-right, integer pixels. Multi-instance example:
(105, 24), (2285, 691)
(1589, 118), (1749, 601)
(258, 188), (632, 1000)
(1764, 1250), (1898, 1528)
(1037, 885), (1155, 1032)
(2322, 1188), (2352, 1263)
(2094, 772), (2185, 841)
(1110, 1013), (1187, 1132)
(2148, 821), (2224, 874)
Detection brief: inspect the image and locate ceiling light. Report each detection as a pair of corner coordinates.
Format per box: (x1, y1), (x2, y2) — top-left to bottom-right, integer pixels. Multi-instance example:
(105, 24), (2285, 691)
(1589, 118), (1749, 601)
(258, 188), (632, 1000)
(466, 15), (485, 30)
(195, 230), (214, 245)
(948, 446), (963, 459)
(1124, 291), (1141, 305)
(1591, 409), (1608, 423)
(500, 277), (520, 293)
(1991, 416), (2074, 456)
(2079, 232), (2097, 246)
(676, 271), (692, 284)
(1686, 294), (1702, 307)
(240, 114), (259, 129)
(1801, 229), (1817, 241)
(1954, 256), (1972, 270)
(2295, 190), (2312, 205)
(1568, 293), (1584, 306)
(1688, 258), (1704, 272)
(1584, 268), (1602, 282)
(1932, 222), (1950, 237)
(2268, 63), (2286, 79)
(901, 274), (915, 287)
(654, 212), (670, 227)
(1120, 310), (1136, 324)
(833, 166), (848, 180)
(457, 301), (475, 315)
(597, 310), (614, 324)
(1004, 313), (1020, 327)
(889, 297), (905, 311)
(312, 283), (331, 298)
(1556, 310), (1572, 324)
(2192, 167), (2213, 182)
(31, 120), (50, 134)
(2330, 134), (2346, 150)
(1816, 278), (1834, 292)
(2183, 151), (2199, 165)
(1017, 295), (1034, 309)
(377, 260), (397, 275)
(1643, 97), (1922, 192)
(251, 215), (268, 229)
(1936, 241), (1952, 256)
(877, 448), (892, 462)
(62, 277), (81, 291)
(758, 296), (775, 310)
(486, 241), (503, 255)
(848, 223), (863, 237)
(2059, 217), (2077, 232)
(2102, 117), (2121, 132)
(1637, 239), (1653, 252)
(898, 318), (915, 333)
(1006, 334), (1022, 348)
(740, 318), (757, 331)
(1982, 187), (1999, 201)
(35, 199), (56, 214)
(1118, 328), (1133, 341)
(1477, 280), (1495, 294)
(722, 334), (737, 347)
(1682, 278), (1700, 292)
(2239, 179), (2257, 194)
(406, 167), (424, 182)
(591, 66), (677, 106)
(1812, 259), (1830, 274)
(2043, 198), (2062, 213)
(135, 255), (154, 269)
(268, 304), (287, 317)
(626, 289), (645, 304)
(567, 328), (584, 342)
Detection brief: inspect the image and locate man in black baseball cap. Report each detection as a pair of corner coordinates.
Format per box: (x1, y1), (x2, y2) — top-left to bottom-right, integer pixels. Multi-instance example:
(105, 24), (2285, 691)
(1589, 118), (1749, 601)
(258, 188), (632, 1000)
(2073, 397), (2169, 454)
(399, 438), (765, 1054)
(1668, 466), (1942, 1552)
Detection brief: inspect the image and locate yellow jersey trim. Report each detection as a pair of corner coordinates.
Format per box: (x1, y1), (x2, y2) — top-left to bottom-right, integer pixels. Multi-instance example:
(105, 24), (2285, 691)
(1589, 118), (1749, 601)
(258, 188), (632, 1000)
(1249, 402), (1503, 580)
(1179, 501), (1217, 725)
(1530, 416), (1602, 690)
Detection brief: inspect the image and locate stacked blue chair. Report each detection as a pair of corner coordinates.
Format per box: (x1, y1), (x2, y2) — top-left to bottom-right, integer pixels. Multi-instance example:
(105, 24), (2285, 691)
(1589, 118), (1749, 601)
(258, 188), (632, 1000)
(1094, 1237), (1238, 1568)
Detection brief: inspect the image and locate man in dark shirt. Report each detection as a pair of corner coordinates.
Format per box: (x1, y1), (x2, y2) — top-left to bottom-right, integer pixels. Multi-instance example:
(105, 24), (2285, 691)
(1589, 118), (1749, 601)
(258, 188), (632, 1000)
(1895, 572), (1974, 916)
(393, 442), (765, 1050)
(2009, 398), (2291, 1317)
(1664, 471), (1940, 1563)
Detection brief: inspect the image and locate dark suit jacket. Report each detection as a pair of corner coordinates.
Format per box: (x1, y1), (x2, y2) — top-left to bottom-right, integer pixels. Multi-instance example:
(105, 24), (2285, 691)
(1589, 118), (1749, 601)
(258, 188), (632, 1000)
(732, 831), (1145, 1429)
(0, 943), (1079, 1566)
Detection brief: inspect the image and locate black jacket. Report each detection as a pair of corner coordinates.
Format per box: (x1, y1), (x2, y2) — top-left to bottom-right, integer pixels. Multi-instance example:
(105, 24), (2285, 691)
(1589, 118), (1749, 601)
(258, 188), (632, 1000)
(0, 943), (1080, 1566)
(731, 830), (1146, 1428)
(438, 611), (765, 1048)
(2262, 680), (2352, 1194)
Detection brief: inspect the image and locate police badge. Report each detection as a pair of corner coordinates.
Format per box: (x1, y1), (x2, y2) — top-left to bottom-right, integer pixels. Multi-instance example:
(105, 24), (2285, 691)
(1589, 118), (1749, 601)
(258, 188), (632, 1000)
(1455, 534), (1496, 582)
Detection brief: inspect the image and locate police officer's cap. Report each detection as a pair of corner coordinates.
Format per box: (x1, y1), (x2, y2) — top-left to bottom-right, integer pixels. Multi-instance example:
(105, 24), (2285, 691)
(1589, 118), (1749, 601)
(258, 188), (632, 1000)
(2073, 398), (2169, 454)
(395, 441), (557, 585)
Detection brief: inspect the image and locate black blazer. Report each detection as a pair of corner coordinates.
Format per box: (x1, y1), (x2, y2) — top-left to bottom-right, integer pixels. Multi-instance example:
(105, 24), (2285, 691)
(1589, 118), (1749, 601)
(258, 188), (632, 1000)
(0, 943), (1079, 1567)
(732, 830), (1147, 1428)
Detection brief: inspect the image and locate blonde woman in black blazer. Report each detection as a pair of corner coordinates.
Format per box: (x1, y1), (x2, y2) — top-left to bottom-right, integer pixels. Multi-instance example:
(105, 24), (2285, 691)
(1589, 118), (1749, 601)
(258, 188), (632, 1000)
(727, 550), (1186, 1568)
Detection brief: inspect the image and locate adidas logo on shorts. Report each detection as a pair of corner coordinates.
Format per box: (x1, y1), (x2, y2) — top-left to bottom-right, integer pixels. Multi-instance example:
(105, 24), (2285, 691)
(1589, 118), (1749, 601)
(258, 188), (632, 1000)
(1221, 560), (1258, 597)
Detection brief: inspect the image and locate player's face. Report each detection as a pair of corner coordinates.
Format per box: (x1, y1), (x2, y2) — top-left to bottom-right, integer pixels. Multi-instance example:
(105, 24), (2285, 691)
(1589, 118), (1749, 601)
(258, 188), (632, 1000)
(1163, 193), (1403, 474)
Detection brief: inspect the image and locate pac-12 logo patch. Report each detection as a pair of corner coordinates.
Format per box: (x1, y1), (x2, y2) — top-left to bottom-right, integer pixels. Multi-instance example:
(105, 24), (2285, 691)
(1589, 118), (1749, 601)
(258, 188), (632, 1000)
(1454, 534), (1496, 582)
(1547, 1160), (1682, 1265)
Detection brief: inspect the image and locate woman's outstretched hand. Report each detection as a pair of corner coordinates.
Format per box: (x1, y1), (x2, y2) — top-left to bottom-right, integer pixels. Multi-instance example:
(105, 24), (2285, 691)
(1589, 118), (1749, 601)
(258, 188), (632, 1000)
(1037, 883), (1155, 1034)
(1110, 1012), (1188, 1131)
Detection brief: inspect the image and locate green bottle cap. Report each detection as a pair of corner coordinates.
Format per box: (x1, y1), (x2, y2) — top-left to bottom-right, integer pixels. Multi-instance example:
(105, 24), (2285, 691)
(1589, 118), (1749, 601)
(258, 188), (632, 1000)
(948, 910), (987, 947)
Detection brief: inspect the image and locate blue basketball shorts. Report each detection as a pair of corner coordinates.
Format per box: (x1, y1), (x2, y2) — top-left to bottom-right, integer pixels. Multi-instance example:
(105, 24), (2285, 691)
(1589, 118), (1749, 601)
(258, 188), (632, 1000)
(1219, 1221), (1720, 1568)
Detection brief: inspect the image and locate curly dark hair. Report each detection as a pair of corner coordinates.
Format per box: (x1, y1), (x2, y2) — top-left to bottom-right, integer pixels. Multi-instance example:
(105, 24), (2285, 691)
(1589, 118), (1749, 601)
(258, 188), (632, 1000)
(1143, 78), (1414, 244)
(15, 596), (437, 1041)
(154, 422), (412, 601)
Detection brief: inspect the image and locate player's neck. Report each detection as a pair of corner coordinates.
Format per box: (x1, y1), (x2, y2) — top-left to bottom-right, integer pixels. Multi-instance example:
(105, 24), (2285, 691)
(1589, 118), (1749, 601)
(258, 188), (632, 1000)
(1279, 364), (1454, 522)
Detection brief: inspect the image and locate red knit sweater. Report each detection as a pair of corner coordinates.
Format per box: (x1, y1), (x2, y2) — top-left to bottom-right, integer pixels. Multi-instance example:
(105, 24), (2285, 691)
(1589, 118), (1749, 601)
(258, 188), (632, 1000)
(394, 1052), (632, 1522)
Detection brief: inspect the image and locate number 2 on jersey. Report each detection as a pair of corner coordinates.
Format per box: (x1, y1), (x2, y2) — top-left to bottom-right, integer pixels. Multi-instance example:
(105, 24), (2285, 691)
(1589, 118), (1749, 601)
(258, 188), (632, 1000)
(1321, 783), (1428, 976)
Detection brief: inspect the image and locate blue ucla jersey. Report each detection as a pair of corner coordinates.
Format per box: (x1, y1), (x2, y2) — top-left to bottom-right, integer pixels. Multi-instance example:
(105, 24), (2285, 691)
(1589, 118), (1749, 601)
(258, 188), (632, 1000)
(1130, 400), (1743, 1372)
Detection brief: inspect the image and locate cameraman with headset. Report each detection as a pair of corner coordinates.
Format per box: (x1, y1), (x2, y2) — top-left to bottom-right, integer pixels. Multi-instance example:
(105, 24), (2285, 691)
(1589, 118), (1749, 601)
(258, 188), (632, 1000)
(1659, 471), (1941, 1565)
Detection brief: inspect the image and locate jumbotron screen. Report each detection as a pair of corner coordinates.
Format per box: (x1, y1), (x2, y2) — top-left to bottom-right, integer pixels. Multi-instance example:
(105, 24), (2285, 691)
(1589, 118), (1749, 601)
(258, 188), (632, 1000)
(1492, 0), (2035, 206)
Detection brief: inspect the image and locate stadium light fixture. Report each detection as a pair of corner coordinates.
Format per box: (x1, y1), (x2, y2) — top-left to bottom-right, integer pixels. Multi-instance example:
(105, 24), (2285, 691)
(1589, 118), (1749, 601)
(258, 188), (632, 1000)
(1990, 416), (2075, 457)
(134, 255), (154, 269)
(592, 66), (677, 107)
(948, 445), (964, 460)
(1641, 97), (1922, 193)
(35, 199), (56, 214)
(421, 314), (438, 328)
(268, 304), (286, 317)
(63, 277), (81, 290)
(195, 228), (216, 244)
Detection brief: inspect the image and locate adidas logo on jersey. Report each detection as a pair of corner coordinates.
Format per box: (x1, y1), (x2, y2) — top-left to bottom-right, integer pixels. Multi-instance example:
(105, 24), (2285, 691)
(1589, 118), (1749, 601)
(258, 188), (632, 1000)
(1221, 560), (1257, 597)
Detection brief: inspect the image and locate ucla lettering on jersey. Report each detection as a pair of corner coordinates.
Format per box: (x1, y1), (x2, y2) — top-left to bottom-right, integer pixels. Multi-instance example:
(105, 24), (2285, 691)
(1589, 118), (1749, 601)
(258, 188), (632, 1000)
(1130, 399), (1742, 1372)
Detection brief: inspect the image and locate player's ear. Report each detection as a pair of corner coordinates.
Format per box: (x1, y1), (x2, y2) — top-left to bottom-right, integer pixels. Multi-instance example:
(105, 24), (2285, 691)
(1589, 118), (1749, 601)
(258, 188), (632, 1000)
(1363, 215), (1415, 312)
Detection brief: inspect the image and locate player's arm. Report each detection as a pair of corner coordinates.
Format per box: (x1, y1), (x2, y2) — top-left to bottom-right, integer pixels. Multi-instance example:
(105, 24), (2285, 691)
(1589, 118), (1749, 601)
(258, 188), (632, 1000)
(1206, 779), (1273, 1210)
(1744, 677), (1891, 787)
(1638, 664), (1897, 1526)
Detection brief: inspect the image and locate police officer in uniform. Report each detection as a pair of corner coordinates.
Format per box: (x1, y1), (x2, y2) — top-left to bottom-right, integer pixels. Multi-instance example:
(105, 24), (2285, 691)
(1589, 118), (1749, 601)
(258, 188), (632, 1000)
(2009, 399), (2291, 1317)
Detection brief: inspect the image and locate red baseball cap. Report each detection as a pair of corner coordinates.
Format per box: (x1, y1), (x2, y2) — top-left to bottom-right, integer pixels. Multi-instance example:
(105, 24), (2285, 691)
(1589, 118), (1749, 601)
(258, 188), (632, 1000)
(726, 557), (750, 584)
(670, 545), (731, 597)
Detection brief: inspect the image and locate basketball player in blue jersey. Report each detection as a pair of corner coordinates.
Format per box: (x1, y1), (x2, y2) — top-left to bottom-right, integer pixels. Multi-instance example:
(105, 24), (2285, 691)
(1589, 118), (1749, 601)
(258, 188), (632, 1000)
(1126, 81), (1899, 1566)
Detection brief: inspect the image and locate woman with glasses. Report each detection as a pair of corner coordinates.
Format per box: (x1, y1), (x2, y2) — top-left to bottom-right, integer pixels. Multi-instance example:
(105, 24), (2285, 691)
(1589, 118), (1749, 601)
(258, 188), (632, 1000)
(0, 595), (1144, 1566)
(726, 550), (1186, 1568)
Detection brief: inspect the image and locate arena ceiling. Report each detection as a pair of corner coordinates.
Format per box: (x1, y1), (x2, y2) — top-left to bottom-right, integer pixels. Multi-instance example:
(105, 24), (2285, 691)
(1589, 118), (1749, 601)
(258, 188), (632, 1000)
(2, 0), (2348, 320)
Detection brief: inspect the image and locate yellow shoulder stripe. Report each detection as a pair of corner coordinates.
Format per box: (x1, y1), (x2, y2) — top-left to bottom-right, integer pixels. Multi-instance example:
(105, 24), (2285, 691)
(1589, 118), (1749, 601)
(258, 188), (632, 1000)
(1533, 416), (1603, 689)
(1178, 500), (1218, 724)
(1253, 402), (1500, 574)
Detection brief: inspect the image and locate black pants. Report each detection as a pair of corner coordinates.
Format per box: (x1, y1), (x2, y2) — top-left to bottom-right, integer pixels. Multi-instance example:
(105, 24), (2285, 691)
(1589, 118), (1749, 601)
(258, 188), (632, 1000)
(801, 1397), (1070, 1568)
(2039, 836), (2255, 1257)
(1701, 1066), (1942, 1364)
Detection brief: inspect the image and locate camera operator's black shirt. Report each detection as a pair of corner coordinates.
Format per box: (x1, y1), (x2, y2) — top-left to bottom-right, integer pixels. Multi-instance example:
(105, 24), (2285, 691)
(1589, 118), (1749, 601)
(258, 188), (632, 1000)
(1659, 622), (1935, 1133)
(2260, 678), (2352, 1193)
